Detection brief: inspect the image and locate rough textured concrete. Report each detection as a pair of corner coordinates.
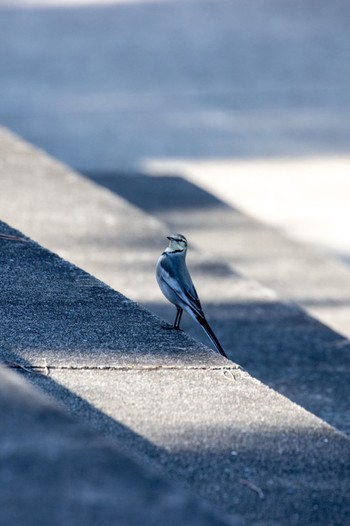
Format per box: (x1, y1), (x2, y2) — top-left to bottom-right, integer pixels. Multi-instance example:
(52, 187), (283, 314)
(0, 364), (231, 526)
(1, 128), (350, 443)
(1, 220), (350, 525)
(29, 368), (350, 526)
(0, 219), (225, 369)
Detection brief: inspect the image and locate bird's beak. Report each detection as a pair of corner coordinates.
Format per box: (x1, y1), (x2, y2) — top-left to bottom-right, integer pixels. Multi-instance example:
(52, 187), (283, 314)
(167, 236), (173, 241)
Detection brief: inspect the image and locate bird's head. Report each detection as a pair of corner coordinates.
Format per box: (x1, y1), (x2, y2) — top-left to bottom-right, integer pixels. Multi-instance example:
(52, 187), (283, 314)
(166, 233), (187, 253)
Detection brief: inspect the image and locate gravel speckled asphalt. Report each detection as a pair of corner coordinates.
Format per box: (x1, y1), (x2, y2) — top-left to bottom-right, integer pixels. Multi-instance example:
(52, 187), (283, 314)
(1, 218), (350, 525)
(0, 364), (232, 526)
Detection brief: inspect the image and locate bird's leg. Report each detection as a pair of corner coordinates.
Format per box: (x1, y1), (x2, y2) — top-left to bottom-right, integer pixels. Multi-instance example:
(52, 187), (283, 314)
(173, 307), (183, 330)
(161, 307), (183, 331)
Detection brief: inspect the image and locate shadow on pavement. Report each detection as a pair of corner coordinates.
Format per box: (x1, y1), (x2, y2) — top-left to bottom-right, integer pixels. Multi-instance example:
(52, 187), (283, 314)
(1, 218), (350, 525)
(14, 363), (350, 526)
(81, 171), (350, 437)
(82, 172), (237, 214)
(145, 299), (350, 437)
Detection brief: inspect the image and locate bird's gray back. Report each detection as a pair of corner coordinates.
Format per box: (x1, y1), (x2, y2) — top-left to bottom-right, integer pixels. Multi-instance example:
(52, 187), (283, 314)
(156, 251), (203, 316)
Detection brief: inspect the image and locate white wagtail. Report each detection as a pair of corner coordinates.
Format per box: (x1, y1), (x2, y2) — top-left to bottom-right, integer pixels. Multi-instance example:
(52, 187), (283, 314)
(156, 234), (227, 358)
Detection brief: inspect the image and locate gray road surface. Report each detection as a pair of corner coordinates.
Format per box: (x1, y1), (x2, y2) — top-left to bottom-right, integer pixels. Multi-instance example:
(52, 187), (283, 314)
(1, 217), (350, 526)
(0, 0), (349, 171)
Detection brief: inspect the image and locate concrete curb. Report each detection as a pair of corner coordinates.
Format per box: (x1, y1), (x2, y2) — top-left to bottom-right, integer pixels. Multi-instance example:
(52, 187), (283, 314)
(0, 362), (232, 526)
(1, 220), (350, 525)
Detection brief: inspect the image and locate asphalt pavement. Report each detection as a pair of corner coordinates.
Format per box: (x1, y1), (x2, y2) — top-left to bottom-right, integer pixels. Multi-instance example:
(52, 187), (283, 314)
(0, 364), (230, 526)
(2, 127), (350, 438)
(1, 217), (350, 525)
(1, 128), (350, 525)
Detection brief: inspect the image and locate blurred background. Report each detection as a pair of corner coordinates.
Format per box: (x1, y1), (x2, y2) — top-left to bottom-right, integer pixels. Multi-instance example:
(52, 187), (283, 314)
(1, 0), (350, 338)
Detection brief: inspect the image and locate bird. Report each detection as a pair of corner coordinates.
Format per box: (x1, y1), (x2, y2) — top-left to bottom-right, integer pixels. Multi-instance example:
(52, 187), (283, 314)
(156, 233), (227, 358)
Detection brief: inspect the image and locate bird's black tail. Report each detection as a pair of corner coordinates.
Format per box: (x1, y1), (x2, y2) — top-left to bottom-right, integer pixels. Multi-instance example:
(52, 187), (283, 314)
(197, 316), (227, 358)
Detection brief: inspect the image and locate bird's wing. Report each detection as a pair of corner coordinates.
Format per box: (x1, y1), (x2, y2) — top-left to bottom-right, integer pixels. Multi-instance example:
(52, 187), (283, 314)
(160, 254), (204, 319)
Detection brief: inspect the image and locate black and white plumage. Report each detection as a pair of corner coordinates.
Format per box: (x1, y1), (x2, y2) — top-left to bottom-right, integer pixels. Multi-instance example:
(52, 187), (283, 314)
(156, 234), (227, 358)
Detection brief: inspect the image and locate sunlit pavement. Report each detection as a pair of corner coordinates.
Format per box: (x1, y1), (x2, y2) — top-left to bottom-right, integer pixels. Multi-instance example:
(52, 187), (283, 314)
(144, 156), (350, 262)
